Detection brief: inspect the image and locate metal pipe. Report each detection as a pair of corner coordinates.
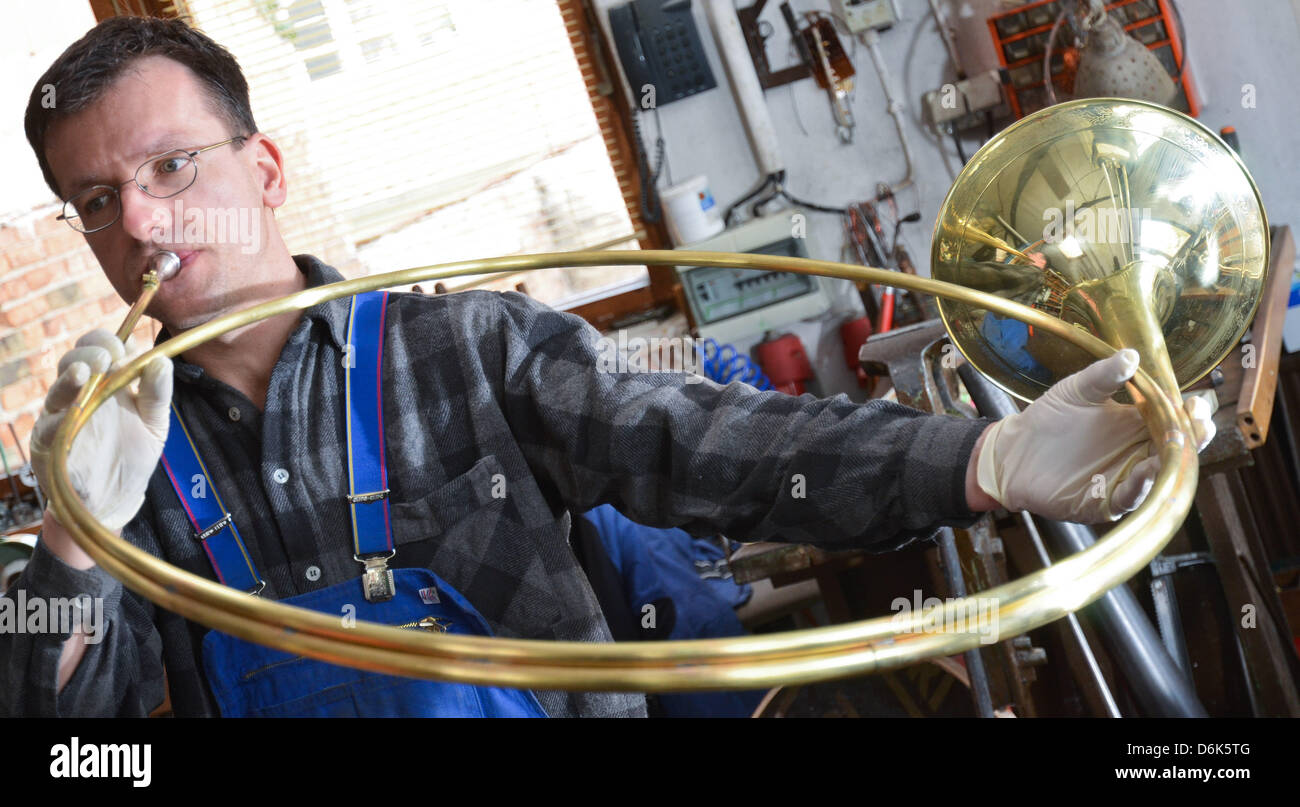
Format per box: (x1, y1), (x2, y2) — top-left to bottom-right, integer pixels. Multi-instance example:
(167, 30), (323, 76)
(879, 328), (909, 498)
(937, 526), (997, 717)
(927, 0), (964, 78)
(1018, 511), (1121, 717)
(705, 0), (785, 176)
(860, 29), (915, 194)
(958, 362), (1208, 717)
(1038, 520), (1208, 717)
(957, 363), (1120, 715)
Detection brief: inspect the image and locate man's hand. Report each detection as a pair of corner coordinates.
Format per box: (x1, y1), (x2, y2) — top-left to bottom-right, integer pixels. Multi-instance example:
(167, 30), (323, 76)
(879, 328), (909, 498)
(965, 348), (1214, 523)
(30, 330), (173, 543)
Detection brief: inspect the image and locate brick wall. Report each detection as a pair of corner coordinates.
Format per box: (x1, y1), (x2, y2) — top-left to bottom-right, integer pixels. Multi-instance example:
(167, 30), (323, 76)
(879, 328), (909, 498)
(0, 205), (156, 465)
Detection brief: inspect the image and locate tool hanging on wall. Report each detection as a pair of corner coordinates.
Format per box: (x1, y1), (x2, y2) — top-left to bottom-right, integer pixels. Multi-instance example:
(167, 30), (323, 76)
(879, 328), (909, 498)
(891, 236), (938, 321)
(780, 6), (856, 142)
(843, 200), (924, 334)
(712, 0), (873, 226)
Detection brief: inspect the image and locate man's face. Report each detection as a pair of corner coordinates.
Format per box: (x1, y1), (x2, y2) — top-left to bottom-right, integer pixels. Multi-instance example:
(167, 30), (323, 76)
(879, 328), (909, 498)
(44, 55), (282, 331)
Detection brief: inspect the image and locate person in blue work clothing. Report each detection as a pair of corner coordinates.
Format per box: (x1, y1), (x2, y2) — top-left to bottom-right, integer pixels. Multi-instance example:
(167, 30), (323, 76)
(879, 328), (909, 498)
(3, 17), (1215, 718)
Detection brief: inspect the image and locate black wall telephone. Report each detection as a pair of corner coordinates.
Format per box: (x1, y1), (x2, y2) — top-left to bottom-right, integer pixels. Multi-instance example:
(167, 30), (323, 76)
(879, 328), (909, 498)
(608, 0), (716, 109)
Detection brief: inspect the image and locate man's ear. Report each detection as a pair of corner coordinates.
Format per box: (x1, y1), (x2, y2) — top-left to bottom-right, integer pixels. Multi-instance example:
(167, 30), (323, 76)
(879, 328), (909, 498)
(247, 133), (287, 208)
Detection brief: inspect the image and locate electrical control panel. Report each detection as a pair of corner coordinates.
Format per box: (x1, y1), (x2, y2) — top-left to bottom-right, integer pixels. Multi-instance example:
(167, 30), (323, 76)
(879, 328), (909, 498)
(675, 212), (837, 344)
(685, 263), (817, 327)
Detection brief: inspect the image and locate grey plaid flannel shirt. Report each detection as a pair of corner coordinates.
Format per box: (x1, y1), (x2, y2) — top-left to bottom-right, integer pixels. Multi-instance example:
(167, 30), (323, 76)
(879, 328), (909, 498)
(1, 255), (990, 717)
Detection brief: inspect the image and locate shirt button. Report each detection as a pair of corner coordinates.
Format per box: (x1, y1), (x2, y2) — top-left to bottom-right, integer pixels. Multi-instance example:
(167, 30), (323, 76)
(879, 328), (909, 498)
(305, 565), (321, 582)
(272, 468), (290, 484)
(227, 406), (241, 422)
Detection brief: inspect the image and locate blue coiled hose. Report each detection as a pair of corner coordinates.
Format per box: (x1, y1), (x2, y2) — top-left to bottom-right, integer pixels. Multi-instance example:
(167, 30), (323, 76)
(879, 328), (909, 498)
(696, 338), (774, 391)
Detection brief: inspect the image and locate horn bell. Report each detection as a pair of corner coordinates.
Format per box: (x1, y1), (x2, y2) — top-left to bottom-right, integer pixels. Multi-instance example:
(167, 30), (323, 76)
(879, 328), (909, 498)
(932, 98), (1269, 405)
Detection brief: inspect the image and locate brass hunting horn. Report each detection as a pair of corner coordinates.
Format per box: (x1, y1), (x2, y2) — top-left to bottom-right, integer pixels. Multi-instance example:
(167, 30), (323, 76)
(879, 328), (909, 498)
(48, 99), (1267, 692)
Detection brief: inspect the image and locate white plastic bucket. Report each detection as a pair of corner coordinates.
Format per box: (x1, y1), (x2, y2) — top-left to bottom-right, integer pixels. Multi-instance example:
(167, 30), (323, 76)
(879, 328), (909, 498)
(661, 175), (726, 245)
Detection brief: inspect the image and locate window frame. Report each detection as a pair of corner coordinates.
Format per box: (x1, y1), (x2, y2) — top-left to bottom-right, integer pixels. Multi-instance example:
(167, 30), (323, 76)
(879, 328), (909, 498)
(554, 0), (679, 331)
(94, 0), (682, 332)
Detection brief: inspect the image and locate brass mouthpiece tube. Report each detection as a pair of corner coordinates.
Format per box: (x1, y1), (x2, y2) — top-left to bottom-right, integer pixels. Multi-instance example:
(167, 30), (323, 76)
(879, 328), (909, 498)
(71, 251), (179, 413)
(114, 268), (164, 344)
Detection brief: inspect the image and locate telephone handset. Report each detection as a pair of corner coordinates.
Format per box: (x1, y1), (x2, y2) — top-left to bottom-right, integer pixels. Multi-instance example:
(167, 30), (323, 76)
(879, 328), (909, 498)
(610, 3), (653, 106)
(608, 0), (716, 109)
(607, 2), (715, 223)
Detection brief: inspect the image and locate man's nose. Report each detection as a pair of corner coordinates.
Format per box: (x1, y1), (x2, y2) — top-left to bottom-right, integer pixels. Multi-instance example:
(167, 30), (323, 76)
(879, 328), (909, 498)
(118, 183), (174, 244)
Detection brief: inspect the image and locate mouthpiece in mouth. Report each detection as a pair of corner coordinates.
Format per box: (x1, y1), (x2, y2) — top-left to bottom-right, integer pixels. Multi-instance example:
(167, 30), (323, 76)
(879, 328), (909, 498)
(149, 250), (181, 282)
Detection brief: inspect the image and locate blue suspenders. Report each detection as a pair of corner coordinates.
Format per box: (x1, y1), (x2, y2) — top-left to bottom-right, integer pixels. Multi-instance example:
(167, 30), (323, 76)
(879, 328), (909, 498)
(345, 291), (397, 602)
(161, 405), (265, 594)
(164, 291), (547, 717)
(162, 291), (395, 600)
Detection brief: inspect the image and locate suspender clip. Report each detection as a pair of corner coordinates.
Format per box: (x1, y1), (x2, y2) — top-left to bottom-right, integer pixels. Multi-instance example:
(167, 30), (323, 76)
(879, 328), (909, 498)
(196, 513), (233, 542)
(356, 551), (396, 602)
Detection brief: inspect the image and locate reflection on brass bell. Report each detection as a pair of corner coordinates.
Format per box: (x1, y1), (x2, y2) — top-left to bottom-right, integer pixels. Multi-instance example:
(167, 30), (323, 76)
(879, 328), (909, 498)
(932, 98), (1268, 406)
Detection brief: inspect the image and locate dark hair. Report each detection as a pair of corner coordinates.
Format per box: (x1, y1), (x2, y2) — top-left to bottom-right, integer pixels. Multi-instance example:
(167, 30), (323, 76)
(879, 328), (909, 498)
(24, 16), (258, 198)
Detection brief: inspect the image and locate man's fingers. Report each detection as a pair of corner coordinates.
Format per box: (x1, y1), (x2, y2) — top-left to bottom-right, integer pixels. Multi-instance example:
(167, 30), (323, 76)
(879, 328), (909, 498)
(57, 330), (126, 376)
(1062, 348), (1140, 406)
(1184, 394), (1216, 451)
(73, 329), (126, 363)
(57, 345), (113, 377)
(44, 361), (92, 415)
(134, 356), (174, 436)
(30, 407), (65, 455)
(1110, 454), (1161, 517)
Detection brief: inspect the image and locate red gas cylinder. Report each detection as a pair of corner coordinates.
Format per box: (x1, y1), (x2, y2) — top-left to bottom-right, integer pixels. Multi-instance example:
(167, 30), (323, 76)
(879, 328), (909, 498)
(755, 333), (814, 396)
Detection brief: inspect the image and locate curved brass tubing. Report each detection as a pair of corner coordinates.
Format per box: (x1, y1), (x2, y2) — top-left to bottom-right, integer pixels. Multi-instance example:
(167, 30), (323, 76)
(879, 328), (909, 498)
(48, 249), (1196, 691)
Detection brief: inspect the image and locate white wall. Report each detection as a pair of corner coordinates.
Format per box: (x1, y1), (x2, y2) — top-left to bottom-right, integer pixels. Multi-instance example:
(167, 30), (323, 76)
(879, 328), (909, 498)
(655, 0), (1294, 274)
(625, 0), (1300, 398)
(650, 0), (1300, 276)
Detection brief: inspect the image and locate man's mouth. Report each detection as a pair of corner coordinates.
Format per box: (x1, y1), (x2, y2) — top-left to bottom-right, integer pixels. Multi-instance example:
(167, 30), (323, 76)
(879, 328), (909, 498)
(135, 250), (196, 298)
(173, 250), (198, 270)
(145, 249), (197, 280)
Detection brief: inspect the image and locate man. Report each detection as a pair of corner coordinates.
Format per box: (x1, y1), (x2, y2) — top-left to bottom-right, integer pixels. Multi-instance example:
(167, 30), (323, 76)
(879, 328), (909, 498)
(2, 17), (1211, 717)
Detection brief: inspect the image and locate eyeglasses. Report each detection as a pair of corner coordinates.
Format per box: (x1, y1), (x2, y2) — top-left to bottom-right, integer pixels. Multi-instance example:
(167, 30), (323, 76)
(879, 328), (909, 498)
(57, 135), (248, 234)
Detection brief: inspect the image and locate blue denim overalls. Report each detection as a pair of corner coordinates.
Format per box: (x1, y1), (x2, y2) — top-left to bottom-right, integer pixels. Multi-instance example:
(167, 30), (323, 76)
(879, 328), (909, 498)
(160, 291), (547, 717)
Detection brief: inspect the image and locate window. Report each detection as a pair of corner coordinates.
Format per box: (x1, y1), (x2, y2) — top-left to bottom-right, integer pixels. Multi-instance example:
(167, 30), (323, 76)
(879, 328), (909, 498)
(170, 0), (653, 309)
(282, 0), (332, 50)
(359, 35), (395, 64)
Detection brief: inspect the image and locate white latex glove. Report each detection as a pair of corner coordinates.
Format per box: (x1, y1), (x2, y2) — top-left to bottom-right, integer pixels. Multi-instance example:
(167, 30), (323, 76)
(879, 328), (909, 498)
(30, 330), (173, 533)
(975, 348), (1214, 524)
